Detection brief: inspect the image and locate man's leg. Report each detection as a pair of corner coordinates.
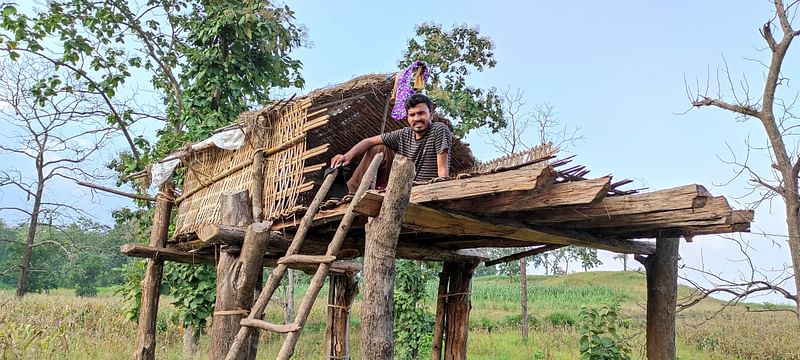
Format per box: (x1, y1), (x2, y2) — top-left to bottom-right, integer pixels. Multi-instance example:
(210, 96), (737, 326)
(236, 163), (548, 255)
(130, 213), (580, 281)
(346, 144), (395, 194)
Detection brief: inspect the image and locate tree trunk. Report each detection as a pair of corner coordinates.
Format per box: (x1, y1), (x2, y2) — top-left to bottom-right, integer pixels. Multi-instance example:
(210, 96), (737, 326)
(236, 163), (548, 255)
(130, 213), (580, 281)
(360, 156), (415, 360)
(16, 182), (43, 298)
(645, 235), (679, 360)
(326, 274), (358, 359)
(210, 190), (254, 360)
(183, 326), (201, 355)
(519, 257), (528, 341)
(784, 194), (800, 321)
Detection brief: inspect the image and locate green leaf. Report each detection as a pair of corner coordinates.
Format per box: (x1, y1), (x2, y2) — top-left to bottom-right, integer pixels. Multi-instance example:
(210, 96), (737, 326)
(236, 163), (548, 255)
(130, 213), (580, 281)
(3, 5), (16, 17)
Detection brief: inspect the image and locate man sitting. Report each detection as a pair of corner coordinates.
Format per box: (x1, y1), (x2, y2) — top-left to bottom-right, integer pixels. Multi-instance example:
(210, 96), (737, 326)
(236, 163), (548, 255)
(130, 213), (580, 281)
(330, 93), (452, 194)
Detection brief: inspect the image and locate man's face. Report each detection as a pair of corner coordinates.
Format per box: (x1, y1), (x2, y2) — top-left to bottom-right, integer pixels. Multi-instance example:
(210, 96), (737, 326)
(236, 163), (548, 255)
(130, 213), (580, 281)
(406, 103), (432, 133)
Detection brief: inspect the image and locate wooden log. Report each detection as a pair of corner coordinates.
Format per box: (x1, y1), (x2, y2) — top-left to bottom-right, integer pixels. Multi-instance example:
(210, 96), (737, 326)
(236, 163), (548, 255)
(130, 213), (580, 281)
(232, 221), (273, 360)
(240, 319), (300, 333)
(545, 196), (734, 229)
(443, 261), (479, 360)
(431, 267), (449, 360)
(360, 156), (416, 360)
(520, 184), (711, 224)
(645, 235), (680, 360)
(409, 164), (555, 204)
(277, 254), (336, 265)
(210, 190), (253, 360)
(120, 243), (363, 274)
(436, 176), (610, 214)
(325, 274), (358, 360)
(134, 182), (174, 360)
(355, 191), (656, 254)
(484, 244), (565, 267)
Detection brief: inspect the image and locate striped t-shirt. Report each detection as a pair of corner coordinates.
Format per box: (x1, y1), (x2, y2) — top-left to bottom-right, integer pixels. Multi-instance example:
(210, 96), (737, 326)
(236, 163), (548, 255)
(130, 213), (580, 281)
(381, 121), (453, 182)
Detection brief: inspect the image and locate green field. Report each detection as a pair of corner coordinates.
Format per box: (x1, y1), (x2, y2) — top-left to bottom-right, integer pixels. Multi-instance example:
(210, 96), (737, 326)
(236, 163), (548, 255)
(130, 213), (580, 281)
(1, 271), (797, 359)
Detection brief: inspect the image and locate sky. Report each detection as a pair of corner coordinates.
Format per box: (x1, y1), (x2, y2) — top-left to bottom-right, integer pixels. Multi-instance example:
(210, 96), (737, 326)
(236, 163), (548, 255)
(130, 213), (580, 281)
(1, 1), (796, 303)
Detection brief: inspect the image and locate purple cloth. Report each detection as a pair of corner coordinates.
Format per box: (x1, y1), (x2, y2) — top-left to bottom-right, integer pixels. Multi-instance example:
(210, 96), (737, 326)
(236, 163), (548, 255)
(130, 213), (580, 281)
(391, 60), (430, 120)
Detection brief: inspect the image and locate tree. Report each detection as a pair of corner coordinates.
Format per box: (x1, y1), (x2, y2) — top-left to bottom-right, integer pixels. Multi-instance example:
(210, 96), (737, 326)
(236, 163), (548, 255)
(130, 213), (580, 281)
(614, 254), (629, 272)
(2, 0), (306, 352)
(0, 58), (114, 297)
(401, 23), (503, 136)
(689, 0), (800, 319)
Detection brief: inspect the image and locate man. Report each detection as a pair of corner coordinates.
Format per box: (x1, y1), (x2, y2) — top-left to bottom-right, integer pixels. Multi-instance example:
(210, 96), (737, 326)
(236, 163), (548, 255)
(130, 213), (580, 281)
(330, 93), (452, 194)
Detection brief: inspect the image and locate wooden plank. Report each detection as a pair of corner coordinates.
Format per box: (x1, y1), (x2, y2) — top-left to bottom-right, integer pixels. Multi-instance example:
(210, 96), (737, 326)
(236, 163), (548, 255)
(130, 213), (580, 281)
(518, 184), (711, 224)
(277, 254), (336, 265)
(542, 196), (734, 229)
(408, 164), (556, 203)
(354, 191), (656, 254)
(437, 176), (610, 214)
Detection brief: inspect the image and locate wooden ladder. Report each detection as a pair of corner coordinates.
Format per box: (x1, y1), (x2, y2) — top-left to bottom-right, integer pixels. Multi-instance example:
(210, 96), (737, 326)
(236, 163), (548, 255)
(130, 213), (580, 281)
(225, 154), (384, 360)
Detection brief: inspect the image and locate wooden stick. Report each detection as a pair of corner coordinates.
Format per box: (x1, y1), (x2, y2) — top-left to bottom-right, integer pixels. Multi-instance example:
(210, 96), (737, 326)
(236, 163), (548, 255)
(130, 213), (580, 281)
(134, 182), (174, 360)
(76, 181), (155, 202)
(485, 244), (565, 267)
(431, 268), (449, 360)
(251, 150), (265, 222)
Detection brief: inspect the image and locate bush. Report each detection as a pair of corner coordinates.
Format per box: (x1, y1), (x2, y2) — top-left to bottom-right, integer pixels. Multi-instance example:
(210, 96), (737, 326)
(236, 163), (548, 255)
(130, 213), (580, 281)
(578, 304), (631, 360)
(546, 312), (576, 327)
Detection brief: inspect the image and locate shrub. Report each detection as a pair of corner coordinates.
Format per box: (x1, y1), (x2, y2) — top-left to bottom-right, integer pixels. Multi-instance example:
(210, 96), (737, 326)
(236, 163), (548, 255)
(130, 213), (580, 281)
(577, 304), (631, 360)
(546, 312), (576, 327)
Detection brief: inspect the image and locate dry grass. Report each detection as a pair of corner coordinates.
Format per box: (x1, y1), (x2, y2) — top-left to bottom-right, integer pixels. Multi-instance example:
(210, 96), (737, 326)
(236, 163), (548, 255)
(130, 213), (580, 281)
(1, 272), (798, 359)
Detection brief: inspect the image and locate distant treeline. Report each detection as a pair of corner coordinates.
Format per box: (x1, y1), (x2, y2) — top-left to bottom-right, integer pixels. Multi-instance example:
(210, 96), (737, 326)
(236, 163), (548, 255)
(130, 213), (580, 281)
(0, 218), (130, 296)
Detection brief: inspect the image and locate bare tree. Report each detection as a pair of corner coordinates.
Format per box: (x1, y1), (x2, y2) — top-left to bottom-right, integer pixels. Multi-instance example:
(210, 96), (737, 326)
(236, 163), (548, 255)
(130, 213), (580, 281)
(0, 58), (114, 297)
(614, 253), (629, 271)
(483, 86), (583, 340)
(678, 234), (797, 319)
(688, 0), (800, 320)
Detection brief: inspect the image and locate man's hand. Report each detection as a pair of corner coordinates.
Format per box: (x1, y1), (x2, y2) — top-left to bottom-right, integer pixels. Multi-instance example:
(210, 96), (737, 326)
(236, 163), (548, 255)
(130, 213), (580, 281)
(330, 154), (350, 168)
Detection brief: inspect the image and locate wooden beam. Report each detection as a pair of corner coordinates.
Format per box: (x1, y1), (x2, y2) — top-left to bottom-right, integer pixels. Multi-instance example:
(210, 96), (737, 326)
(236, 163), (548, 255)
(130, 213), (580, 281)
(121, 243), (361, 275)
(408, 164), (556, 204)
(437, 176), (610, 214)
(645, 235), (680, 360)
(325, 274), (358, 360)
(354, 191), (656, 254)
(134, 182), (174, 360)
(485, 244), (565, 267)
(519, 184), (711, 224)
(360, 155), (415, 360)
(76, 181), (155, 202)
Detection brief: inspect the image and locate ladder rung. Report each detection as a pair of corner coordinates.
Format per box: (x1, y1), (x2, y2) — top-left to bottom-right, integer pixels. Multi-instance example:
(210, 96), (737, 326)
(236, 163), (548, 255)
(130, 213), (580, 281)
(278, 254), (336, 265)
(240, 318), (300, 333)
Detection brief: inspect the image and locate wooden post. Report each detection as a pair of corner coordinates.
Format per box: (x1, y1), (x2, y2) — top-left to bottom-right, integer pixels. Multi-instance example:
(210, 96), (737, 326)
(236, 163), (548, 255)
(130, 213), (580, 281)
(325, 273), (358, 359)
(431, 267), (450, 360)
(134, 182), (175, 360)
(645, 235), (680, 360)
(360, 156), (415, 359)
(210, 190), (254, 360)
(443, 261), (479, 360)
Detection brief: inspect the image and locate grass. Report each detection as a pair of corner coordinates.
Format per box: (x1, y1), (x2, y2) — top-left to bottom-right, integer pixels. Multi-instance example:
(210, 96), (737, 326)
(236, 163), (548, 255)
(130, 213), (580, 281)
(1, 271), (798, 359)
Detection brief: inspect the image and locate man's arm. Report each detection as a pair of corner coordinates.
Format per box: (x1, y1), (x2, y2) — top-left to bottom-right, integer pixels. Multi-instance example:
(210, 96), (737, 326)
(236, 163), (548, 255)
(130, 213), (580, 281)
(330, 135), (383, 168)
(436, 150), (449, 178)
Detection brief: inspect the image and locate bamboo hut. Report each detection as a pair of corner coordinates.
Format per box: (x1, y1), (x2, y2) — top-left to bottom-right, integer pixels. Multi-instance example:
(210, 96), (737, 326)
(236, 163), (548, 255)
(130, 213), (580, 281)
(122, 72), (754, 360)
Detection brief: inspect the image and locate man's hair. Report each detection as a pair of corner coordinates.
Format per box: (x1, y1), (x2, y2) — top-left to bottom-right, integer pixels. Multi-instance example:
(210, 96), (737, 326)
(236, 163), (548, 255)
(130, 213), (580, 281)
(404, 93), (435, 112)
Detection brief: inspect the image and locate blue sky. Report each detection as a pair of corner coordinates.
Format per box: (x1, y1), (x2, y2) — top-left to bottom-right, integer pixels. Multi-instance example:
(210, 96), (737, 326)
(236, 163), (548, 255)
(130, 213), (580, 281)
(1, 1), (795, 303)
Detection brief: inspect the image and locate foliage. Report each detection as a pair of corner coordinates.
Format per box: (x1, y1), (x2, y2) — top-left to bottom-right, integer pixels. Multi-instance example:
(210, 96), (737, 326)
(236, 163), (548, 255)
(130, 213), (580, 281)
(114, 260), (145, 322)
(401, 23), (503, 136)
(578, 304), (631, 360)
(393, 260), (436, 359)
(163, 264), (216, 333)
